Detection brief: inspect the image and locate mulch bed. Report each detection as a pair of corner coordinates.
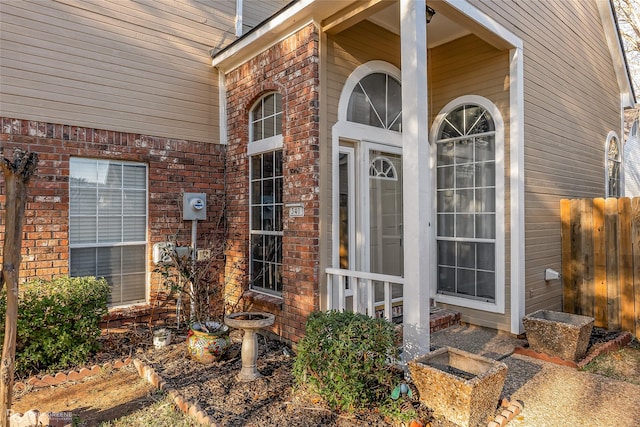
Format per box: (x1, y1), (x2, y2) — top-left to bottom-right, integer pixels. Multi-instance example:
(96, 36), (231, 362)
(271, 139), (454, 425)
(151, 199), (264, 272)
(16, 324), (631, 427)
(91, 326), (431, 426)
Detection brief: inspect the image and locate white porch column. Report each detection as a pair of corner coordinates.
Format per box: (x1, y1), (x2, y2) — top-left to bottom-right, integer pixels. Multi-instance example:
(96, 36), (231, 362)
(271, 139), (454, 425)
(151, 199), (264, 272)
(400, 0), (431, 361)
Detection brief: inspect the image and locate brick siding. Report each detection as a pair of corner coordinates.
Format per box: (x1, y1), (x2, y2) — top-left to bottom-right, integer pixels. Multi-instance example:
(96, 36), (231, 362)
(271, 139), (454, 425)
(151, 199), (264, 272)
(224, 24), (321, 343)
(0, 117), (225, 325)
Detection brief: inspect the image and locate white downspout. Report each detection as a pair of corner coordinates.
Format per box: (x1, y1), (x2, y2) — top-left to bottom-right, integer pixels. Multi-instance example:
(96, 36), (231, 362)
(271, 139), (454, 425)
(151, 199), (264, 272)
(235, 0), (243, 37)
(509, 46), (525, 334)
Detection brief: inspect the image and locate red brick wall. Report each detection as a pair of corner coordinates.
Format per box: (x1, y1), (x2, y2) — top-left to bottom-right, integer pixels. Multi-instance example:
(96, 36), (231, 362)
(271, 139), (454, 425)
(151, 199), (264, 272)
(224, 24), (321, 343)
(0, 117), (225, 326)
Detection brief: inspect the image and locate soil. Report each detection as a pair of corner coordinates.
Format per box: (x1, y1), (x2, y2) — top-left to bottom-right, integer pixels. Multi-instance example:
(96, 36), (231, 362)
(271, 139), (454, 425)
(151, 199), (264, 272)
(13, 367), (157, 426)
(10, 326), (640, 427)
(11, 326), (429, 427)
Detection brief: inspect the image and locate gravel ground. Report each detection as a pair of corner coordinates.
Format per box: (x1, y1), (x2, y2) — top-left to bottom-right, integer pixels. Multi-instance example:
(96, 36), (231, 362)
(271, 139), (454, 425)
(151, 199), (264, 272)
(431, 324), (640, 427)
(17, 323), (636, 427)
(505, 354), (640, 427)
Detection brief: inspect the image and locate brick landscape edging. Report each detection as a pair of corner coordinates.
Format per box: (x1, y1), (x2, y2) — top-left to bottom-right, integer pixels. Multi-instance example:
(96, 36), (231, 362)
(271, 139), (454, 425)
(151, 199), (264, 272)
(487, 399), (524, 427)
(11, 356), (525, 427)
(9, 358), (133, 427)
(513, 331), (633, 369)
(14, 358), (132, 390)
(576, 331), (633, 368)
(12, 330), (632, 427)
(132, 359), (219, 426)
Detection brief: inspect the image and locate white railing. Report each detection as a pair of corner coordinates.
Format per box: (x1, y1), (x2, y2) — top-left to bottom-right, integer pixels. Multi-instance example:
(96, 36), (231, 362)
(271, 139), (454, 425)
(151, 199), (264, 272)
(325, 267), (404, 322)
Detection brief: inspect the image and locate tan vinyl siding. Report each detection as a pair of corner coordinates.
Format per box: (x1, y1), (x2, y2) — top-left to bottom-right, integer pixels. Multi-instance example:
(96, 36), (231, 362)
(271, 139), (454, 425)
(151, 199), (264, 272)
(323, 23), (512, 330)
(0, 0), (284, 143)
(472, 0), (622, 314)
(323, 20), (402, 275)
(429, 34), (511, 331)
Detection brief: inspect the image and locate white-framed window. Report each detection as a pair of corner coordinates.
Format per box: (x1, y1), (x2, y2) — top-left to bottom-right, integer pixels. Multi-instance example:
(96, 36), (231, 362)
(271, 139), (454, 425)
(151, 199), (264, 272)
(69, 158), (148, 307)
(347, 72), (402, 132)
(432, 96), (505, 313)
(249, 92), (284, 296)
(605, 131), (621, 197)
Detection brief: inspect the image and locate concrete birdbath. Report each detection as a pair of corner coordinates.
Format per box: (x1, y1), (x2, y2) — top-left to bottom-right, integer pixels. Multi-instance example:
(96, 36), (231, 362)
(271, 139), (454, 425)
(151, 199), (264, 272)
(224, 312), (275, 381)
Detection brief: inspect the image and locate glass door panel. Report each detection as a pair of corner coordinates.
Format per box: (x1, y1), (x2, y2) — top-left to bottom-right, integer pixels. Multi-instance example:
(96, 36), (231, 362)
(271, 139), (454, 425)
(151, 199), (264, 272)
(368, 149), (403, 319)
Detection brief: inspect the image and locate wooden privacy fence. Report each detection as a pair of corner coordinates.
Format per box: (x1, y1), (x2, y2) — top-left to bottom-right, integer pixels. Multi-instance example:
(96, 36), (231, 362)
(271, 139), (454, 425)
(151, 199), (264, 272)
(560, 197), (640, 337)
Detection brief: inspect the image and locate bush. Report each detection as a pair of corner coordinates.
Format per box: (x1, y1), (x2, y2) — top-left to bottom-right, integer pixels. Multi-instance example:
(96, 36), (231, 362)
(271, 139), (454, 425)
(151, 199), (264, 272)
(0, 276), (109, 376)
(292, 310), (398, 412)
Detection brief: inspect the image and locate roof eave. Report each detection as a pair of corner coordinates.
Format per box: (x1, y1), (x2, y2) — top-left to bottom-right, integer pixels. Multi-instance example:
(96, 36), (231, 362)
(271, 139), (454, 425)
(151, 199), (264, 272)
(211, 0), (354, 72)
(597, 0), (637, 108)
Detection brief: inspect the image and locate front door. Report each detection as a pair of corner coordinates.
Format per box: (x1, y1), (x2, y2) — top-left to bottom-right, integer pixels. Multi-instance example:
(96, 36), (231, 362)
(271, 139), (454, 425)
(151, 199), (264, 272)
(339, 142), (404, 318)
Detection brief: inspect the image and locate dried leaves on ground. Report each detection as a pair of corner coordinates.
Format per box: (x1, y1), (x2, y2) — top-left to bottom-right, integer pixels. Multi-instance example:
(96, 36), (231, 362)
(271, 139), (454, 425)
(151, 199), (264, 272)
(582, 338), (640, 385)
(12, 326), (640, 427)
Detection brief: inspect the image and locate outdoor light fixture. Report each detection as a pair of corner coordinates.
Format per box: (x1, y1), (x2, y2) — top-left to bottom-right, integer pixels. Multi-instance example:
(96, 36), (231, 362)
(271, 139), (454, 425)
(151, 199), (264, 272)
(426, 6), (436, 23)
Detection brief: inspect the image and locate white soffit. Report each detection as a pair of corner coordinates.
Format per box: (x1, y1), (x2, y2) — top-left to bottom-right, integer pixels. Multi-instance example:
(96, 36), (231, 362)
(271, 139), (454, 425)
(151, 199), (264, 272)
(368, 3), (470, 48)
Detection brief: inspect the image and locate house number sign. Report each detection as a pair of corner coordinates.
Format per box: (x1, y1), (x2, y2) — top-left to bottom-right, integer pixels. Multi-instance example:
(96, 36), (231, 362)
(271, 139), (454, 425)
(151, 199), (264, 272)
(286, 203), (304, 217)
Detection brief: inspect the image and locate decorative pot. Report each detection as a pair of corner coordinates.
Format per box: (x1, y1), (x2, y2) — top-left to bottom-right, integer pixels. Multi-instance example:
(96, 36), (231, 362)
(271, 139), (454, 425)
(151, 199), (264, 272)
(186, 322), (231, 363)
(153, 327), (172, 349)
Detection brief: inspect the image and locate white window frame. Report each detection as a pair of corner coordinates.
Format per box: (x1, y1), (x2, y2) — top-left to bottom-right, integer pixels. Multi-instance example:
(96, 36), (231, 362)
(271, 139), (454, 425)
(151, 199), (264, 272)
(333, 62), (403, 270)
(605, 131), (622, 197)
(68, 158), (148, 307)
(248, 92), (284, 297)
(430, 95), (505, 314)
(248, 92), (283, 155)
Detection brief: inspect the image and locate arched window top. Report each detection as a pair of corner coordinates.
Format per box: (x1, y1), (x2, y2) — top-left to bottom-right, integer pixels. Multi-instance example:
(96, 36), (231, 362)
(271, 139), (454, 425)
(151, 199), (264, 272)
(606, 131), (621, 197)
(437, 104), (495, 141)
(347, 72), (402, 132)
(369, 156), (398, 180)
(432, 95), (505, 312)
(250, 92), (282, 143)
(607, 134), (621, 161)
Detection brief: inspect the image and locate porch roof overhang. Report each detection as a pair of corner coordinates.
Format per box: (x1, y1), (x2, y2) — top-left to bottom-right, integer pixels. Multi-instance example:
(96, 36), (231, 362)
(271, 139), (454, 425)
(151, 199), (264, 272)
(211, 0), (396, 72)
(210, 0), (524, 73)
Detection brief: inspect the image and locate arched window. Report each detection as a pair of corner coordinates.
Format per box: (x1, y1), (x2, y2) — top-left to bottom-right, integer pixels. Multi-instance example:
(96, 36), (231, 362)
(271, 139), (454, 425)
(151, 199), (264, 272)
(433, 99), (504, 310)
(347, 73), (402, 131)
(369, 156), (398, 180)
(250, 92), (282, 143)
(606, 132), (621, 197)
(248, 92), (283, 296)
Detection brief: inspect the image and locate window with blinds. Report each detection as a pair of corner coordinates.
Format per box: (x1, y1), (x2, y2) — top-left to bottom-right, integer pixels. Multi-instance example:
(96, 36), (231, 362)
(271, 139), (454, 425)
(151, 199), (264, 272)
(69, 158), (147, 306)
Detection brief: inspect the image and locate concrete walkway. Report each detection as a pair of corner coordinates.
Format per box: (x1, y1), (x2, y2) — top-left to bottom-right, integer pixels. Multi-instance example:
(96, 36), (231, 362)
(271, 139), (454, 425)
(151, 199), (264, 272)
(430, 324), (640, 427)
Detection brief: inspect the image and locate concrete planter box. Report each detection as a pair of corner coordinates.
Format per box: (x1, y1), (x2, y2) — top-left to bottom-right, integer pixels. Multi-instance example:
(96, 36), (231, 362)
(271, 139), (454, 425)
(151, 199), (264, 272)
(408, 347), (508, 427)
(523, 310), (594, 361)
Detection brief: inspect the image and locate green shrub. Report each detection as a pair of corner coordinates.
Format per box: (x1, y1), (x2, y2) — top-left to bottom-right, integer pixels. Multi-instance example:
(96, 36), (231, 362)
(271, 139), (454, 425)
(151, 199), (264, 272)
(292, 310), (398, 412)
(0, 276), (109, 376)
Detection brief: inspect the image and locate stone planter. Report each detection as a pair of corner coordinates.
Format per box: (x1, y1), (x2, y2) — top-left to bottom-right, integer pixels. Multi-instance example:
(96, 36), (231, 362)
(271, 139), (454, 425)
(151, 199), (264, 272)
(409, 347), (508, 427)
(523, 310), (594, 361)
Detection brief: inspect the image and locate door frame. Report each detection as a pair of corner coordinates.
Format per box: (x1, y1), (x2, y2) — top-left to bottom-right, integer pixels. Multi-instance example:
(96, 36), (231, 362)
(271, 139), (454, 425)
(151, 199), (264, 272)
(331, 123), (403, 316)
(358, 141), (403, 277)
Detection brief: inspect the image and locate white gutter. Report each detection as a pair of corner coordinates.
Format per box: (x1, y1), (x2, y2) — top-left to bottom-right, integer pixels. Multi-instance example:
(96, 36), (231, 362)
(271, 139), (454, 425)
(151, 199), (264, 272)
(596, 0), (636, 108)
(212, 0), (315, 68)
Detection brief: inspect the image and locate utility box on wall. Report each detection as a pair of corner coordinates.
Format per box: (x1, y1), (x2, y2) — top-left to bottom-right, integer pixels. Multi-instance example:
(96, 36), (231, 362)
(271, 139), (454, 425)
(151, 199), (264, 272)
(183, 193), (206, 221)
